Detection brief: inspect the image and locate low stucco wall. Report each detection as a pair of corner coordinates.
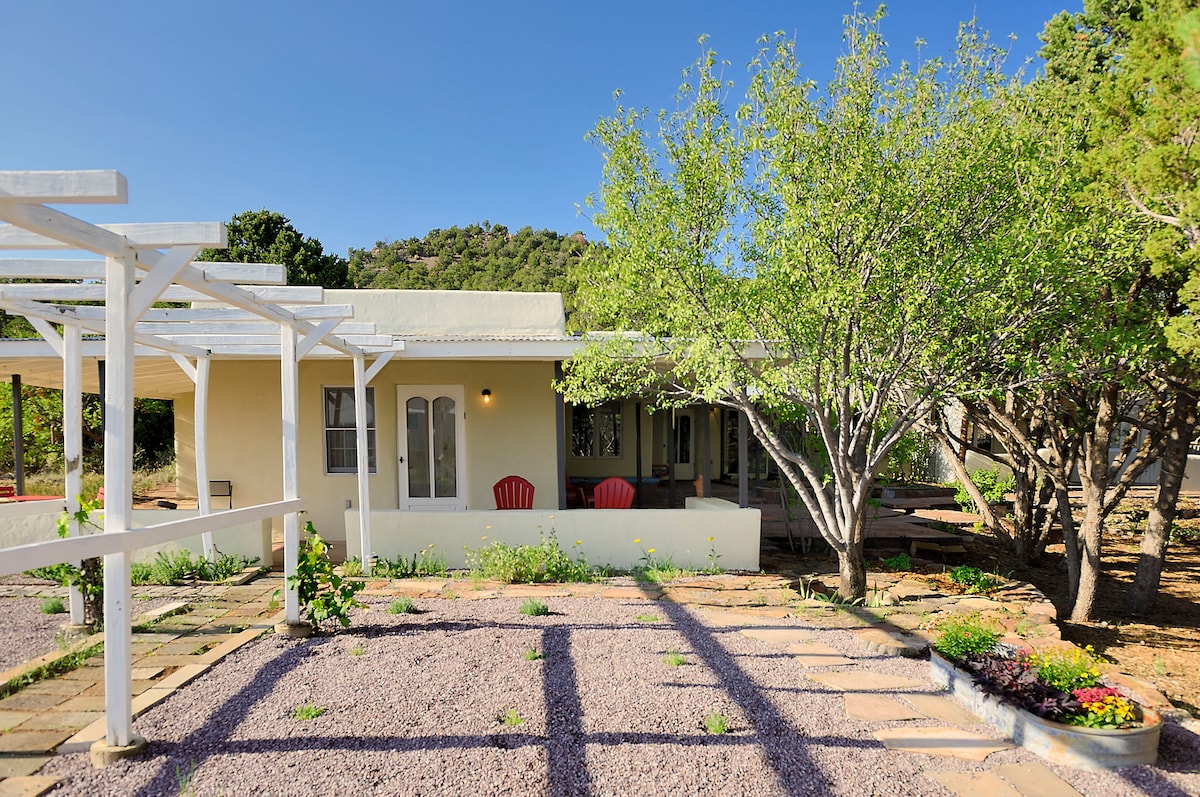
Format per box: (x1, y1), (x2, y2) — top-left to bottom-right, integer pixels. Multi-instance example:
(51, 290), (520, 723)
(344, 497), (760, 571)
(0, 504), (270, 566)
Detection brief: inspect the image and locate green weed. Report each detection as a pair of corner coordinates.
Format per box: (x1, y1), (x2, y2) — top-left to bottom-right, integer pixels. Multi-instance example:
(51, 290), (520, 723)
(520, 598), (550, 617)
(387, 597), (418, 615)
(290, 703), (327, 720)
(39, 596), (66, 614)
(663, 651), (687, 667)
(703, 711), (729, 734)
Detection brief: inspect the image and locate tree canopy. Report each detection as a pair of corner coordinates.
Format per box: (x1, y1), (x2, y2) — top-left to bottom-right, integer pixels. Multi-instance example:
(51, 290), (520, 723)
(562, 10), (1062, 599)
(199, 209), (350, 288)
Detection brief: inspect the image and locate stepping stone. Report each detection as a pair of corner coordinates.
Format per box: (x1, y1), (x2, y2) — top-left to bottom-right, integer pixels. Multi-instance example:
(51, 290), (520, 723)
(927, 771), (1022, 796)
(0, 729), (74, 755)
(874, 726), (1015, 762)
(784, 642), (856, 668)
(890, 580), (943, 600)
(0, 711), (35, 732)
(851, 626), (926, 658)
(19, 711), (103, 731)
(0, 757), (50, 779)
(740, 628), (814, 645)
(598, 587), (661, 601)
(955, 597), (1009, 612)
(54, 696), (106, 713)
(808, 671), (925, 692)
(844, 693), (923, 721)
(696, 609), (772, 627)
(902, 694), (982, 726)
(0, 776), (59, 797)
(0, 694), (66, 713)
(994, 762), (1084, 797)
(20, 680), (87, 697)
(130, 666), (164, 680)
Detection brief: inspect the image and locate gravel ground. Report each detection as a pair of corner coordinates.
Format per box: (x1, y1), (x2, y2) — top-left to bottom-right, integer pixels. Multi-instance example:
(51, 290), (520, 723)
(38, 597), (1200, 797)
(0, 593), (186, 672)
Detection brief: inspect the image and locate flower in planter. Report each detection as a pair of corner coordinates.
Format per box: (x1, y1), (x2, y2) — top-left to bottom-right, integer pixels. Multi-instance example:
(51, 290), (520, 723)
(930, 611), (1002, 660)
(1070, 687), (1137, 729)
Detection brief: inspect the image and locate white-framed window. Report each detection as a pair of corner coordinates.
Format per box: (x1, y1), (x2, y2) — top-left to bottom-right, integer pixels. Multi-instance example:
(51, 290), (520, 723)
(324, 386), (377, 474)
(571, 402), (622, 458)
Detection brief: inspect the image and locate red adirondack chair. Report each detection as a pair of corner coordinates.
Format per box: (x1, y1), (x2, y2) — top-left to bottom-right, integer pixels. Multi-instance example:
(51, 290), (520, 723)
(493, 475), (535, 509)
(591, 477), (634, 509)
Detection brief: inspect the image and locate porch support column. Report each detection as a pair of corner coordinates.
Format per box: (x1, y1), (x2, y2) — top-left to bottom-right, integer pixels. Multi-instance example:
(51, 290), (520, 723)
(700, 403), (711, 498)
(280, 325), (302, 627)
(102, 251), (136, 748)
(353, 353), (372, 564)
(635, 402), (643, 509)
(11, 374), (23, 495)
(554, 362), (566, 511)
(738, 410), (749, 508)
(195, 356), (214, 560)
(64, 326), (85, 624)
(667, 410), (677, 509)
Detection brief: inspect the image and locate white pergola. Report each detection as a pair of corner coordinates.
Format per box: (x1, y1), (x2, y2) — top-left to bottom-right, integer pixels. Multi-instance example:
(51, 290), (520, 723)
(0, 170), (396, 754)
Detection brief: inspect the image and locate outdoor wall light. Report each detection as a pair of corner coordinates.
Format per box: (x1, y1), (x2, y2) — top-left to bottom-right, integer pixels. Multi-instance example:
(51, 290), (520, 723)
(482, 389), (492, 404)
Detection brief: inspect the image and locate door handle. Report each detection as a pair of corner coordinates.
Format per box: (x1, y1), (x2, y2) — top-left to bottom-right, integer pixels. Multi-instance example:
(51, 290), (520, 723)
(398, 456), (404, 463)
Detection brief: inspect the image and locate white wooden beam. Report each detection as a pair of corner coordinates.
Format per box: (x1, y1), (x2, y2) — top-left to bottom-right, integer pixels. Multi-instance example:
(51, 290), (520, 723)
(0, 220), (226, 251)
(0, 258), (286, 285)
(353, 354), (372, 565)
(28, 317), (64, 358)
(135, 321), (377, 336)
(63, 325), (84, 625)
(0, 283), (326, 304)
(0, 298), (210, 357)
(103, 252), (135, 747)
(128, 246), (201, 318)
(364, 350), (395, 384)
(0, 203), (132, 258)
(169, 354), (198, 383)
(195, 356), (215, 560)
(280, 325), (301, 626)
(297, 318), (341, 360)
(63, 304), (356, 322)
(0, 170), (128, 204)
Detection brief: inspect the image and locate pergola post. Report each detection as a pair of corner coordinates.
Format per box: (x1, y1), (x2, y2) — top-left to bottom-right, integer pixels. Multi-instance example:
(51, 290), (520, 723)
(63, 325), (85, 624)
(280, 324), (303, 628)
(11, 374), (23, 495)
(738, 410), (749, 508)
(352, 353), (372, 565)
(102, 251), (136, 750)
(700, 403), (712, 498)
(194, 356), (214, 559)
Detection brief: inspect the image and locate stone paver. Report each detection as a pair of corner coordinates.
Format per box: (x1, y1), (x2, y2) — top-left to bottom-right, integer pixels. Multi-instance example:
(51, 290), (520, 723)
(0, 759), (49, 780)
(927, 770), (1023, 796)
(851, 625), (926, 657)
(0, 694), (67, 713)
(0, 729), (74, 755)
(874, 726), (1015, 762)
(993, 762), (1084, 797)
(784, 641), (856, 668)
(694, 608), (774, 627)
(0, 775), (59, 797)
(807, 670), (926, 692)
(844, 693), (924, 721)
(18, 711), (104, 731)
(19, 680), (88, 697)
(0, 710), (35, 731)
(739, 628), (815, 645)
(902, 693), (982, 726)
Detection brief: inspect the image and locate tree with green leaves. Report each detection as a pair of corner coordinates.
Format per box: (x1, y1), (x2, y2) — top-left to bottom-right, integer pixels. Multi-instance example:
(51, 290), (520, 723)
(199, 209), (349, 288)
(562, 10), (1058, 600)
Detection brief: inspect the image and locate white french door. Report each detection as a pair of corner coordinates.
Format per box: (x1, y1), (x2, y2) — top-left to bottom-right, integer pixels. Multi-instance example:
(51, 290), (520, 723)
(397, 385), (466, 510)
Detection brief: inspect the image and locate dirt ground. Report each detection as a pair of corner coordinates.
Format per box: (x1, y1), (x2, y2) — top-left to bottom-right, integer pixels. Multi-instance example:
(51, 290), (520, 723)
(957, 495), (1200, 720)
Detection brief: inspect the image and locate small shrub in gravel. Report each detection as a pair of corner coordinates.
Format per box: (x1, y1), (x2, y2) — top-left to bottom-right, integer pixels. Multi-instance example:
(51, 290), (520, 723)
(388, 597), (418, 614)
(501, 708), (524, 726)
(290, 703), (326, 720)
(524, 648), (544, 661)
(635, 613), (661, 623)
(664, 651), (687, 667)
(520, 598), (549, 617)
(39, 597), (66, 614)
(704, 711), (729, 735)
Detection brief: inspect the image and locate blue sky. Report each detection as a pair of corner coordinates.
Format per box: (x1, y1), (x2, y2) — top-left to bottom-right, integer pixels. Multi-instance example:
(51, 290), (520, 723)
(4, 1), (1071, 256)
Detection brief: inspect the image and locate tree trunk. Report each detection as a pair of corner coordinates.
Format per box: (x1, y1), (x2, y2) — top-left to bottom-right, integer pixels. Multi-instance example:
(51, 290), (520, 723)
(1072, 497), (1103, 623)
(1130, 390), (1197, 615)
(1057, 484), (1081, 602)
(836, 540), (867, 601)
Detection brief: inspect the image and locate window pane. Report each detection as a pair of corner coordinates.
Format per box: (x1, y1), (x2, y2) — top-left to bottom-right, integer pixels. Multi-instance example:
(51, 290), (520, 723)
(432, 396), (457, 498)
(326, 430), (357, 473)
(324, 387), (376, 473)
(675, 415), (691, 464)
(571, 406), (594, 457)
(325, 388), (354, 427)
(406, 398), (430, 498)
(598, 407), (621, 457)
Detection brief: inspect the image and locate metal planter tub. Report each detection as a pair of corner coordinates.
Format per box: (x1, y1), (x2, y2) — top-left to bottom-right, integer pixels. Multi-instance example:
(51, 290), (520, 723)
(929, 651), (1162, 771)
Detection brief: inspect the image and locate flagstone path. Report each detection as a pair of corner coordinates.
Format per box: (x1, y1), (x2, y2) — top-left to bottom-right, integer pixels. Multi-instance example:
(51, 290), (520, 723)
(0, 570), (1189, 796)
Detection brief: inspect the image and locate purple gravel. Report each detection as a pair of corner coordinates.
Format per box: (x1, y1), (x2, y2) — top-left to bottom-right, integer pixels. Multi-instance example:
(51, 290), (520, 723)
(38, 598), (1200, 796)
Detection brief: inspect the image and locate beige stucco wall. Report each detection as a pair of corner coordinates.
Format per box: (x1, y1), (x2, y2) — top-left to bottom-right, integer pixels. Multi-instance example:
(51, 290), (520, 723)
(177, 358), (560, 541)
(345, 497), (760, 571)
(324, 289), (565, 337)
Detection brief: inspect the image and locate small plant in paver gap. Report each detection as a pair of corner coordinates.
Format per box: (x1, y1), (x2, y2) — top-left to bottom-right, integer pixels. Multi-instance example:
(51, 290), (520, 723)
(664, 651), (687, 667)
(524, 648), (545, 661)
(388, 597), (418, 615)
(930, 611), (1001, 660)
(287, 521), (365, 630)
(39, 596), (66, 614)
(372, 547), (449, 579)
(703, 711), (729, 735)
(501, 708), (524, 726)
(703, 536), (723, 574)
(880, 552), (912, 572)
(636, 545), (686, 583)
(520, 598), (550, 617)
(635, 613), (661, 623)
(948, 565), (1002, 594)
(290, 703), (327, 720)
(349, 643), (366, 656)
(340, 558), (364, 577)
